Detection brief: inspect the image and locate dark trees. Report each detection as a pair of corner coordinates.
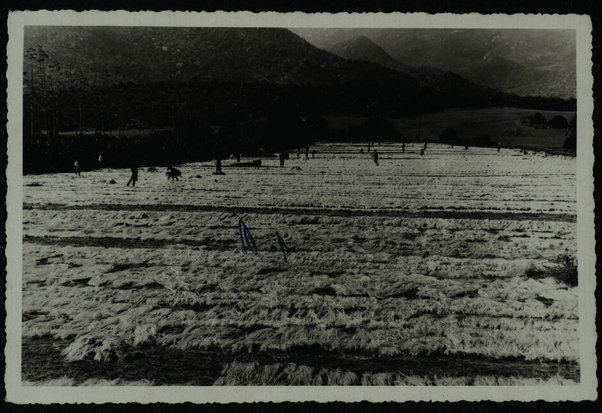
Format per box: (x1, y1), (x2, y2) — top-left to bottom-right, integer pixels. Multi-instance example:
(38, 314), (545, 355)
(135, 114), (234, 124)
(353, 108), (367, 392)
(563, 116), (576, 151)
(439, 127), (459, 143)
(548, 115), (569, 129)
(526, 112), (547, 127)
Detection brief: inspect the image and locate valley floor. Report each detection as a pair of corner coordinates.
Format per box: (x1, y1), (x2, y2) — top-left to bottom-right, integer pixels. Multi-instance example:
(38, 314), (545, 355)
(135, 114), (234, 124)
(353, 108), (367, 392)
(22, 142), (578, 385)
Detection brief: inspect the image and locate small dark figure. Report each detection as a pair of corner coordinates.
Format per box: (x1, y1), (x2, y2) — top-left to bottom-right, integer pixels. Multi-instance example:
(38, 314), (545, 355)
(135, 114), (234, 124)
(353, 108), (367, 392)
(214, 158), (223, 174)
(279, 152), (285, 167)
(402, 143), (405, 153)
(497, 142), (501, 152)
(373, 150), (379, 166)
(305, 145), (309, 159)
(236, 153), (241, 162)
(464, 144), (469, 150)
(424, 142), (427, 150)
(367, 143), (371, 152)
(74, 160), (80, 176)
(296, 150), (300, 159)
(312, 150), (316, 158)
(166, 166), (181, 181)
(420, 148), (425, 156)
(127, 165), (138, 186)
(360, 148), (364, 154)
(252, 159), (262, 169)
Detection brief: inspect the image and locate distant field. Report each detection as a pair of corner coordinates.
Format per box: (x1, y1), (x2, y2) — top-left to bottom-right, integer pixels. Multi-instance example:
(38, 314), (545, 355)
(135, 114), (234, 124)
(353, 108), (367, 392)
(22, 142), (578, 385)
(328, 107), (576, 150)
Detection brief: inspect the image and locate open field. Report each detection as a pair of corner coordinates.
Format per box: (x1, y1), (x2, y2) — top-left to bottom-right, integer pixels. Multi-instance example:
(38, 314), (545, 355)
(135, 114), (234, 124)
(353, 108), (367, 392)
(328, 107), (576, 150)
(22, 142), (578, 385)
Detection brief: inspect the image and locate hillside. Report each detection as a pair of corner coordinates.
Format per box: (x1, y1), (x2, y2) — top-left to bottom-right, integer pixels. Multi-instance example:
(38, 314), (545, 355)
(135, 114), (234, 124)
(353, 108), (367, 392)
(323, 35), (499, 98)
(24, 26), (413, 88)
(292, 28), (576, 99)
(24, 26), (533, 129)
(25, 26), (575, 113)
(325, 35), (403, 69)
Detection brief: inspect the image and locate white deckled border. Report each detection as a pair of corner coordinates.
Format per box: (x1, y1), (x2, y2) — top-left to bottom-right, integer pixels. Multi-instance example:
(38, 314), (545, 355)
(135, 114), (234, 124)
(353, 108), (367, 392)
(5, 10), (596, 403)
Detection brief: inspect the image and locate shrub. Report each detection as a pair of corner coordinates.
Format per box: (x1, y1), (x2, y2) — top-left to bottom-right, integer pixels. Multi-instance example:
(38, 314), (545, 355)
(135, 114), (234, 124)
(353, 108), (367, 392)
(525, 249), (577, 286)
(553, 249), (578, 286)
(563, 116), (576, 150)
(548, 115), (568, 129)
(525, 112), (547, 126)
(563, 135), (576, 151)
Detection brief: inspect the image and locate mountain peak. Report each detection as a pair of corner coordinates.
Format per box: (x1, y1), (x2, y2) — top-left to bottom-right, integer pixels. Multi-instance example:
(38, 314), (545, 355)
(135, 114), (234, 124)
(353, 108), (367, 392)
(293, 28), (576, 99)
(324, 35), (401, 69)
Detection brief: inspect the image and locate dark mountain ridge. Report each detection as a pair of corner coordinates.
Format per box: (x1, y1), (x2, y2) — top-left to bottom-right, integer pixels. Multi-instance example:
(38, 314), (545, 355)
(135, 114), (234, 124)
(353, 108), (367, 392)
(24, 26), (574, 113)
(25, 26), (410, 87)
(292, 28), (576, 99)
(323, 35), (501, 97)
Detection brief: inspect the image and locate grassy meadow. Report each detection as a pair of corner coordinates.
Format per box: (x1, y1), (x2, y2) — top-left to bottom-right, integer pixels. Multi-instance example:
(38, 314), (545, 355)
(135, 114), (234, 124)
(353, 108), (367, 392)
(22, 142), (578, 385)
(328, 107), (575, 151)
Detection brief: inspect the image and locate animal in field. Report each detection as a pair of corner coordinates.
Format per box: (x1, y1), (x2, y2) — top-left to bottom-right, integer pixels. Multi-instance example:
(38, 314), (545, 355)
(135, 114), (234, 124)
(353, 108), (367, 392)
(166, 166), (182, 181)
(252, 159), (261, 169)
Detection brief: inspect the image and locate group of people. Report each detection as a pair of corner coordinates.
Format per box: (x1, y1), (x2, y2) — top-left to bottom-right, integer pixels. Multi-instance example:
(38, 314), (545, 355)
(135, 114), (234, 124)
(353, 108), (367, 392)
(72, 154), (183, 187)
(361, 140), (506, 166)
(71, 141), (510, 185)
(127, 165), (181, 186)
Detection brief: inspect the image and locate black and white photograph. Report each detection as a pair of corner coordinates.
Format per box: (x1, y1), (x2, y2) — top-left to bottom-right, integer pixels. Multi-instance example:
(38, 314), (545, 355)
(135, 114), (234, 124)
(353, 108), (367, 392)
(5, 10), (596, 403)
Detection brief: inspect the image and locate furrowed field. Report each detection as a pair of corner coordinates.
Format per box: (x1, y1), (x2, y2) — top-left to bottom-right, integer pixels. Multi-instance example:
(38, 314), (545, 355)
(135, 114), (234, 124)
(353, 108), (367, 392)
(22, 142), (578, 385)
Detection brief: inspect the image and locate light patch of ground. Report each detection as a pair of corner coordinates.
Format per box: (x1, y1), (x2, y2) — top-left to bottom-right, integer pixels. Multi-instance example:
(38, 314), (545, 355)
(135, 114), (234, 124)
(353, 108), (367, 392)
(22, 142), (578, 385)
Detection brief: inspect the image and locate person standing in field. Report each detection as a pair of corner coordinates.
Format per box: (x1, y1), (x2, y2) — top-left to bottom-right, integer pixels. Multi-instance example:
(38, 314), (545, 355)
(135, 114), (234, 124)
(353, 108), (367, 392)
(279, 152), (285, 167)
(127, 164), (138, 186)
(402, 142), (405, 153)
(215, 158), (223, 174)
(74, 160), (80, 176)
(305, 145), (309, 159)
(373, 149), (379, 166)
(424, 142), (427, 151)
(312, 149), (316, 158)
(360, 147), (364, 154)
(497, 142), (501, 152)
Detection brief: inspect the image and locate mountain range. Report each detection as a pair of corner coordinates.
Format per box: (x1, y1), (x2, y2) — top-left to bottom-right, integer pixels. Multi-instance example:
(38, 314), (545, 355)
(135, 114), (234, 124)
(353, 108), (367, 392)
(24, 26), (573, 122)
(26, 26), (419, 88)
(291, 28), (576, 99)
